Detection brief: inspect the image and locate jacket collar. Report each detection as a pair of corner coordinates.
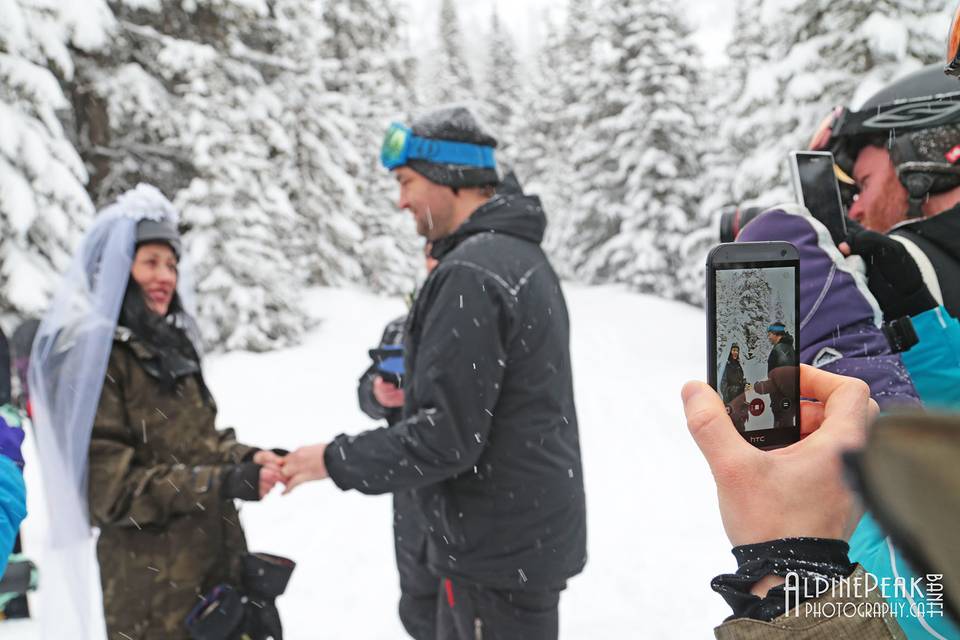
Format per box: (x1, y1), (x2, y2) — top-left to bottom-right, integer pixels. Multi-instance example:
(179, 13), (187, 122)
(114, 326), (156, 361)
(431, 193), (547, 260)
(891, 203), (960, 257)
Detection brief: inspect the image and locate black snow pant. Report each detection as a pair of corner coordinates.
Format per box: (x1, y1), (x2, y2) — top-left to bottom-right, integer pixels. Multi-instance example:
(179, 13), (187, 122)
(395, 491), (436, 640)
(436, 577), (562, 640)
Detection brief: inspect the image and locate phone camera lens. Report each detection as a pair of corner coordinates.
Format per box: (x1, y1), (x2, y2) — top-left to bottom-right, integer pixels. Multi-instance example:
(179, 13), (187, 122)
(780, 250), (786, 257)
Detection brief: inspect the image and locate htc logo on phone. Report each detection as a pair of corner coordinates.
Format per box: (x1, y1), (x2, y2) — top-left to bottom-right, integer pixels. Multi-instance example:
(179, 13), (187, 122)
(750, 435), (766, 444)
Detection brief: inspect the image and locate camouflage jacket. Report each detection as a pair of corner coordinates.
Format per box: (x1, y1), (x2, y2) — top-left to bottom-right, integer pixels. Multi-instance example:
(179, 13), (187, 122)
(88, 327), (258, 640)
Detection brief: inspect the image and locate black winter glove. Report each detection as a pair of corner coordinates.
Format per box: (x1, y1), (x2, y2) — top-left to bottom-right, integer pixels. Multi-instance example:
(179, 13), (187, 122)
(220, 463), (262, 501)
(845, 221), (937, 320)
(242, 448), (290, 463)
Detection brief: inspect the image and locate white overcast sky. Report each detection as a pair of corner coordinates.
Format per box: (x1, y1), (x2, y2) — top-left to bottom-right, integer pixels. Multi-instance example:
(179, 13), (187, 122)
(403, 0), (737, 65)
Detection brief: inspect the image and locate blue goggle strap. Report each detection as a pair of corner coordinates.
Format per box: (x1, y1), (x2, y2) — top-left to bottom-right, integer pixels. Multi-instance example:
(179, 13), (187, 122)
(407, 133), (496, 168)
(384, 124), (496, 169)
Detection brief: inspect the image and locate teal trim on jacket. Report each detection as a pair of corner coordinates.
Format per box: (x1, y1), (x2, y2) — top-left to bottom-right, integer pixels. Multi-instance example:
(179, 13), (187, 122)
(0, 455), (26, 578)
(901, 306), (960, 410)
(850, 512), (960, 639)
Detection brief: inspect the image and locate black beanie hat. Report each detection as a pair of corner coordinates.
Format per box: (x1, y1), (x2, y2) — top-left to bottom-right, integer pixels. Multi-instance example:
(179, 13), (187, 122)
(407, 106), (500, 188)
(136, 218), (181, 258)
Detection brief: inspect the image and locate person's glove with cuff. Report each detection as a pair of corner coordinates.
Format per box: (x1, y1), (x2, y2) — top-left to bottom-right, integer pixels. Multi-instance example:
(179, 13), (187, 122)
(845, 221), (937, 320)
(711, 537), (856, 621)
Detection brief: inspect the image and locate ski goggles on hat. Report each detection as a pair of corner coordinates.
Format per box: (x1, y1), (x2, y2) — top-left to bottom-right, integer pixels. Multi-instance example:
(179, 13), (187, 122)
(948, 0), (960, 77)
(380, 123), (496, 170)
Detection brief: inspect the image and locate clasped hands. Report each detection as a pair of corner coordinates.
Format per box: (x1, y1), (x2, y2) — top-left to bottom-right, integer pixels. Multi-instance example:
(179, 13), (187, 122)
(251, 444), (329, 498)
(251, 376), (401, 498)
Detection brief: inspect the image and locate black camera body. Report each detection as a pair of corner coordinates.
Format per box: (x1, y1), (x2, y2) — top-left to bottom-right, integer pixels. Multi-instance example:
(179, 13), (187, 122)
(718, 205), (768, 243)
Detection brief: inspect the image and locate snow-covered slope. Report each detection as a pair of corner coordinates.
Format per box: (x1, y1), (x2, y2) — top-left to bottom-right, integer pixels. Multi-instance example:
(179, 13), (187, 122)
(13, 284), (731, 638)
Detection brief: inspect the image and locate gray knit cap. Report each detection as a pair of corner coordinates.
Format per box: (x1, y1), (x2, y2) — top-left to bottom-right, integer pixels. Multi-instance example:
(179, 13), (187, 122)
(407, 106), (500, 188)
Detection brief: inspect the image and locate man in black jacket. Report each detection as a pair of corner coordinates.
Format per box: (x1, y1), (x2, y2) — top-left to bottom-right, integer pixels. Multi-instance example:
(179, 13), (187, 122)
(750, 324), (797, 430)
(358, 312), (437, 639)
(357, 242), (440, 640)
(284, 106), (587, 639)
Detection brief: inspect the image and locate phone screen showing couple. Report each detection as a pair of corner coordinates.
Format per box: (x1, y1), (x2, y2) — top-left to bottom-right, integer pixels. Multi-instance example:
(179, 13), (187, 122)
(714, 264), (800, 449)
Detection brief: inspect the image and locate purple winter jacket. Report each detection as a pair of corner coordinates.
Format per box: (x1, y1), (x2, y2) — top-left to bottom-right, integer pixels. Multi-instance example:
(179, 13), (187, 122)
(738, 205), (920, 410)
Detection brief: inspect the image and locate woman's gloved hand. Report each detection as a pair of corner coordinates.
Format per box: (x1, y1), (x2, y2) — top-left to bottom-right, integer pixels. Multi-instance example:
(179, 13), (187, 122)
(220, 462), (282, 501)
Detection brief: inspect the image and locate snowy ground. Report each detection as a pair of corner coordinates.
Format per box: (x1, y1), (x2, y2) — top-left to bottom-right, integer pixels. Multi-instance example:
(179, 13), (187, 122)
(12, 284), (731, 638)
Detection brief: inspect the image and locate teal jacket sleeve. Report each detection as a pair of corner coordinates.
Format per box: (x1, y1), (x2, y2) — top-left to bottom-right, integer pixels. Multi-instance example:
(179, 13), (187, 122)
(901, 306), (960, 410)
(850, 512), (960, 639)
(0, 455), (27, 577)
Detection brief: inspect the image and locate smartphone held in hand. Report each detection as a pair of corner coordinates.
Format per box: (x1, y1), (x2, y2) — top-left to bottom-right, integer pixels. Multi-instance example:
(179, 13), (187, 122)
(789, 150), (849, 245)
(707, 241), (801, 450)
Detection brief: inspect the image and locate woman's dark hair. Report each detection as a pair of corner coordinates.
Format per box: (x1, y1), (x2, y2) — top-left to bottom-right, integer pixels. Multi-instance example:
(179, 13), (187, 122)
(119, 280), (199, 390)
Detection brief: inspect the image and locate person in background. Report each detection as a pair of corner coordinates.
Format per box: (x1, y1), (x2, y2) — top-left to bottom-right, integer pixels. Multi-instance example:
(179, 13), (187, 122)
(720, 343), (747, 431)
(811, 65), (960, 408)
(0, 325), (26, 577)
(357, 240), (437, 640)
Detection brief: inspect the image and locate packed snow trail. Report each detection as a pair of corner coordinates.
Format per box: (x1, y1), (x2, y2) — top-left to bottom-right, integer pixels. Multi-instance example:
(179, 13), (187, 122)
(13, 285), (730, 639)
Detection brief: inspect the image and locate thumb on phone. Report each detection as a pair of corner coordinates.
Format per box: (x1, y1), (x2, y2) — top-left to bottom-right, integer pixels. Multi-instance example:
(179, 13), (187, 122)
(681, 381), (755, 474)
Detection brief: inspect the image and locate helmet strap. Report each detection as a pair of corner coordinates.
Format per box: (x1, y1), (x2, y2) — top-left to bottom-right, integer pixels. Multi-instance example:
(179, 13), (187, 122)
(897, 162), (960, 219)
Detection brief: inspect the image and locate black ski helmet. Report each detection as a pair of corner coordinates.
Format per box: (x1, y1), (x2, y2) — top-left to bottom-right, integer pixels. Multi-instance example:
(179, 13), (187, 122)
(819, 64), (960, 218)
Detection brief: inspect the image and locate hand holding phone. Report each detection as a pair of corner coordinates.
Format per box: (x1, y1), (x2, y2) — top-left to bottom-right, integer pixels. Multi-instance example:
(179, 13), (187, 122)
(682, 365), (876, 545)
(707, 241), (801, 449)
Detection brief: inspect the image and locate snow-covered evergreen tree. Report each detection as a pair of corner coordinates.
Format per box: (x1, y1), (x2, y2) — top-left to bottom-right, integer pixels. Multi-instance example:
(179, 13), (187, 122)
(269, 0), (371, 291)
(519, 16), (575, 272)
(312, 0), (421, 295)
(0, 0), (112, 317)
(678, 1), (770, 306)
(71, 1), (309, 351)
(715, 268), (773, 363)
(424, 0), (476, 106)
(528, 0), (603, 273)
(571, 0), (705, 298)
(482, 9), (523, 164)
(728, 0), (947, 205)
